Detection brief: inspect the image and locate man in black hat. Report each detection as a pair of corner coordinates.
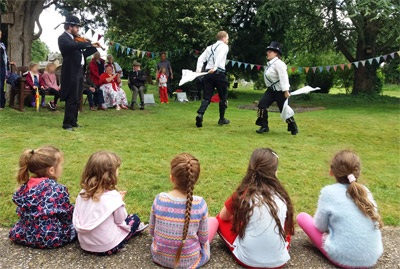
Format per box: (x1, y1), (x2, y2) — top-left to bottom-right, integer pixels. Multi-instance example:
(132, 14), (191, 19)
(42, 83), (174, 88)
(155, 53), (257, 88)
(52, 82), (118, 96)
(58, 15), (100, 131)
(255, 41), (299, 135)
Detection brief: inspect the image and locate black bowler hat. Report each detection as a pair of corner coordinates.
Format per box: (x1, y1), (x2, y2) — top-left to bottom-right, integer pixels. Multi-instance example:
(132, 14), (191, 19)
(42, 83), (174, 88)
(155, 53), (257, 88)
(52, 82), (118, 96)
(65, 15), (82, 26)
(266, 41), (283, 56)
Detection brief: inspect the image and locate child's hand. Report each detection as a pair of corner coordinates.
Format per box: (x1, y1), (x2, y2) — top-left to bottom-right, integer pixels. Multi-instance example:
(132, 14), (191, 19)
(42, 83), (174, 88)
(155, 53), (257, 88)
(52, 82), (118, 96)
(33, 86), (38, 90)
(120, 191), (127, 200)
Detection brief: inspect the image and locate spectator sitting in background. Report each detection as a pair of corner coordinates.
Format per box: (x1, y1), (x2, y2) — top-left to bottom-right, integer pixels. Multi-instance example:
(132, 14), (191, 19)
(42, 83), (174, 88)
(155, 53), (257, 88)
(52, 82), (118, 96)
(106, 54), (123, 84)
(25, 62), (46, 108)
(89, 52), (105, 87)
(42, 63), (61, 111)
(83, 70), (106, 111)
(128, 61), (146, 110)
(100, 65), (128, 110)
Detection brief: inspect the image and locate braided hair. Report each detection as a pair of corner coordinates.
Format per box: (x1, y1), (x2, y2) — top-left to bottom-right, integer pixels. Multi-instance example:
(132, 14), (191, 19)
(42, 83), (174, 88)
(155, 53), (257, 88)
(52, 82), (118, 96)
(170, 153), (200, 268)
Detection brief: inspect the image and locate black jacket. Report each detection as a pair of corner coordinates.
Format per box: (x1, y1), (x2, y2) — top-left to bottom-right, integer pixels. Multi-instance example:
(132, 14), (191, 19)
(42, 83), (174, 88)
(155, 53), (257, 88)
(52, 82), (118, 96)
(58, 32), (97, 101)
(128, 70), (146, 87)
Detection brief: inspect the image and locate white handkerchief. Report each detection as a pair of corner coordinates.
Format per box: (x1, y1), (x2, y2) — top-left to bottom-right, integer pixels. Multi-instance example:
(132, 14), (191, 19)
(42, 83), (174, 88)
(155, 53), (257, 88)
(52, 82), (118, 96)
(179, 69), (208, 86)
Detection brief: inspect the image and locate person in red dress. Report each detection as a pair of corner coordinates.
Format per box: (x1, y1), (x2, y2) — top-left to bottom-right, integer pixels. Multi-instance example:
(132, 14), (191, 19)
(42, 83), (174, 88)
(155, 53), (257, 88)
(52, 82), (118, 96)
(99, 65), (128, 110)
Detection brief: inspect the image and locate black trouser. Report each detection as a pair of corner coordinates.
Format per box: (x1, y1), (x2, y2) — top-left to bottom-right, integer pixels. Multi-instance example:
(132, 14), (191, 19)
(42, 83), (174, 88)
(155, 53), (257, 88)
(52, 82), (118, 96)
(0, 67), (5, 108)
(166, 80), (173, 98)
(256, 87), (287, 127)
(63, 73), (83, 129)
(195, 77), (203, 100)
(31, 88), (46, 98)
(83, 88), (105, 107)
(46, 88), (61, 104)
(197, 72), (228, 119)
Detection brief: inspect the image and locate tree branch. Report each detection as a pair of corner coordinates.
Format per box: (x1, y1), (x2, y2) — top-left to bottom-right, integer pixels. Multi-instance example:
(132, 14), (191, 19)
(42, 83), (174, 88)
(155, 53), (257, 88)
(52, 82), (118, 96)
(32, 19), (42, 40)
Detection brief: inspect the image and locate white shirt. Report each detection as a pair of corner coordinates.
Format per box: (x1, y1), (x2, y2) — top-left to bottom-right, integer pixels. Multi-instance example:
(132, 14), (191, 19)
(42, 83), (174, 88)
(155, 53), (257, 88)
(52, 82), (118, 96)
(232, 195), (290, 268)
(65, 31), (85, 66)
(196, 40), (229, 72)
(264, 57), (290, 92)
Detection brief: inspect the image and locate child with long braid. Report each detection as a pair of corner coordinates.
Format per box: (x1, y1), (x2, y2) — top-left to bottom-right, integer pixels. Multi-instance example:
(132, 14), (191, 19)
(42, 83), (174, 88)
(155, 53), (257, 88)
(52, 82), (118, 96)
(149, 153), (219, 268)
(297, 150), (383, 268)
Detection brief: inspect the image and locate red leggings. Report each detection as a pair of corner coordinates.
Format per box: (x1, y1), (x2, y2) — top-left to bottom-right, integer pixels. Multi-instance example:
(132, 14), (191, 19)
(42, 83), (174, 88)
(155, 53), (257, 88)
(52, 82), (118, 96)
(216, 214), (290, 269)
(159, 86), (168, 103)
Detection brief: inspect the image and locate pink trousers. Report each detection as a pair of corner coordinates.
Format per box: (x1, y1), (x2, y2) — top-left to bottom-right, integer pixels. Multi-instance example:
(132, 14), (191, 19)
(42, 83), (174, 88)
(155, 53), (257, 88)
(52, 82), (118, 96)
(208, 217), (219, 242)
(296, 212), (352, 268)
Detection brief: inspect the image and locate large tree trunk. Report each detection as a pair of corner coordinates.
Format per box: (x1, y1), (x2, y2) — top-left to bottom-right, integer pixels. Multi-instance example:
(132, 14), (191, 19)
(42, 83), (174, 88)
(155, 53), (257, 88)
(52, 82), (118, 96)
(352, 20), (379, 94)
(6, 0), (45, 66)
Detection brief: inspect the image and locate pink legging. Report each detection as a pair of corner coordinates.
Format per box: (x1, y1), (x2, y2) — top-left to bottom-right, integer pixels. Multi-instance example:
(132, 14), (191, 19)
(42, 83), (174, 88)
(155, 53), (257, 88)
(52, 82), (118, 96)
(296, 212), (351, 268)
(208, 217), (219, 242)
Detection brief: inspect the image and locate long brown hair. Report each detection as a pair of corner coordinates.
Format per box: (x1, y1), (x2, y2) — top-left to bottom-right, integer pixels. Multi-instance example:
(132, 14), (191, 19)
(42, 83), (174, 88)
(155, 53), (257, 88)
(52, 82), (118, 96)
(232, 148), (295, 241)
(171, 153), (200, 268)
(80, 151), (121, 202)
(17, 146), (63, 185)
(330, 150), (383, 228)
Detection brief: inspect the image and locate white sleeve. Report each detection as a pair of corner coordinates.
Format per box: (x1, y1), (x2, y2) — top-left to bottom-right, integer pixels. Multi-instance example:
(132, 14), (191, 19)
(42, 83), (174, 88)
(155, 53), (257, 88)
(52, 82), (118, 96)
(277, 62), (290, 91)
(196, 50), (208, 72)
(214, 44), (229, 70)
(116, 62), (123, 77)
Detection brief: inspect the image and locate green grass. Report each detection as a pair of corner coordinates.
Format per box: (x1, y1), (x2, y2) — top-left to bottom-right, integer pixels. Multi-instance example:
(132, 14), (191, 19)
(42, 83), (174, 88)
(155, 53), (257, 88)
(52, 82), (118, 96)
(0, 83), (399, 227)
(330, 83), (400, 97)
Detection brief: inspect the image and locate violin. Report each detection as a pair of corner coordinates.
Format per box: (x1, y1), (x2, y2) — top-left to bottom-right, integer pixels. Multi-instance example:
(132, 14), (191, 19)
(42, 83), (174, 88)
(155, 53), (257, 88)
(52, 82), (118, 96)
(74, 35), (105, 50)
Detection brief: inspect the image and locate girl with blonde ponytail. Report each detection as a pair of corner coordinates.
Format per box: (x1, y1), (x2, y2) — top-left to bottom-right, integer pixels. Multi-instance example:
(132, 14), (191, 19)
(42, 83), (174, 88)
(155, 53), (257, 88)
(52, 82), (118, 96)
(297, 150), (383, 268)
(9, 145), (76, 248)
(149, 153), (219, 268)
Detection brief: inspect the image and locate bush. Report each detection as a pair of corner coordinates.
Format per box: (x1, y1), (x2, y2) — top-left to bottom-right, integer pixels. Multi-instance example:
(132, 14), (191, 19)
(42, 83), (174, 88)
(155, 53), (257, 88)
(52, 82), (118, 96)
(305, 70), (334, 93)
(289, 72), (302, 90)
(375, 69), (385, 94)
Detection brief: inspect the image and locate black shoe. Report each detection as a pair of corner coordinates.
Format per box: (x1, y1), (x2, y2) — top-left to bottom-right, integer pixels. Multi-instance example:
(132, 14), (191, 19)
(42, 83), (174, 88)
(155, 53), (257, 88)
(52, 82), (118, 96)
(48, 101), (56, 111)
(63, 127), (75, 131)
(290, 122), (299, 135)
(256, 127), (269, 133)
(218, 118), (230, 125)
(130, 104), (136, 110)
(196, 114), (203, 128)
(73, 125), (83, 128)
(140, 103), (145, 110)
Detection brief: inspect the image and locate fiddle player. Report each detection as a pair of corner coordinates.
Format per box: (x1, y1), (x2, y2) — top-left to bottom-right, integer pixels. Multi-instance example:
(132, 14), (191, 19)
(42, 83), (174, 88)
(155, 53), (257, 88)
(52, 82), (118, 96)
(58, 15), (100, 131)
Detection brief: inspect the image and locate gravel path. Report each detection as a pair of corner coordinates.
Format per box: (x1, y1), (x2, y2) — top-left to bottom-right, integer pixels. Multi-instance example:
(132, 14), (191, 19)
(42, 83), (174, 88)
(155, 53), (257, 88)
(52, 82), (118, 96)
(0, 227), (398, 268)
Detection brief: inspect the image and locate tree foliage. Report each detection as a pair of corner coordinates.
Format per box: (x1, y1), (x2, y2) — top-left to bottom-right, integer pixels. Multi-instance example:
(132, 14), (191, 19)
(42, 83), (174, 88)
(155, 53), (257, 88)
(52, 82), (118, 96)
(30, 39), (50, 63)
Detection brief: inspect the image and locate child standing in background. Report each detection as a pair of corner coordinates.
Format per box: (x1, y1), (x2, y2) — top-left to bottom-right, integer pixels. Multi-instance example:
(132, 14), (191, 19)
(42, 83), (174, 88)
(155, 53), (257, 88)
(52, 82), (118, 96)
(158, 67), (168, 103)
(25, 62), (46, 108)
(9, 146), (76, 248)
(42, 63), (61, 111)
(217, 148), (294, 268)
(149, 153), (218, 268)
(73, 151), (147, 256)
(297, 150), (383, 268)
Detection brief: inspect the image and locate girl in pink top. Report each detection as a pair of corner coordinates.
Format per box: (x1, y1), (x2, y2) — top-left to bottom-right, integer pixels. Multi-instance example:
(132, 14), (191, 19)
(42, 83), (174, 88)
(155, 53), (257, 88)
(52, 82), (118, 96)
(42, 63), (61, 111)
(73, 151), (148, 255)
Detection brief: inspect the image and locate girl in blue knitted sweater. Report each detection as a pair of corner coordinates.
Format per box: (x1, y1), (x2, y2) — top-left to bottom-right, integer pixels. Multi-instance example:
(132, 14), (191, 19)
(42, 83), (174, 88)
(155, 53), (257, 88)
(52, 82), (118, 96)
(297, 150), (383, 268)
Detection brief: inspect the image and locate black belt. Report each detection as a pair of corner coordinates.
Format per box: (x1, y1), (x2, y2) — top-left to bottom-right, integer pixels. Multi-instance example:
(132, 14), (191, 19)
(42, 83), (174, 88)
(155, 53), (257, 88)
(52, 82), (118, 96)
(205, 69), (225, 74)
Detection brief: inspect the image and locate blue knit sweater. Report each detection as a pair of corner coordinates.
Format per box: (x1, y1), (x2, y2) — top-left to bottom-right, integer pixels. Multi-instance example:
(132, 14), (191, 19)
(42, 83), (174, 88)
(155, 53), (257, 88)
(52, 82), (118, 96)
(314, 183), (383, 267)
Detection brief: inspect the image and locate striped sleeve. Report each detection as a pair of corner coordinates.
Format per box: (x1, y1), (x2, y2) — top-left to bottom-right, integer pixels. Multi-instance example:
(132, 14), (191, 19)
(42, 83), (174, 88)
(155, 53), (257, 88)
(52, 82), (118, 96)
(198, 198), (209, 244)
(149, 195), (158, 236)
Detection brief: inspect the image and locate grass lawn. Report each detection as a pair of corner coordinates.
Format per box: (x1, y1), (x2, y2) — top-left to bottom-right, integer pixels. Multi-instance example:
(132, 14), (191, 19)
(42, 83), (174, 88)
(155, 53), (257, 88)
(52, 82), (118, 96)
(0, 82), (399, 227)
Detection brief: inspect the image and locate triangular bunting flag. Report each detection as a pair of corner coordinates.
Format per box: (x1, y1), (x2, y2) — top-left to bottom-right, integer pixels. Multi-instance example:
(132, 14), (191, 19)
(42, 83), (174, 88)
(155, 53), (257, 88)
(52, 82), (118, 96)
(397, 51), (400, 57)
(333, 65), (337, 71)
(84, 26), (89, 33)
(226, 60), (230, 65)
(146, 52), (150, 58)
(231, 61), (236, 67)
(121, 46), (125, 53)
(244, 63), (248, 69)
(375, 56), (381, 63)
(353, 62), (359, 68)
(97, 34), (102, 41)
(360, 60), (366, 66)
(390, 53), (395, 59)
(298, 67), (302, 73)
(195, 50), (199, 55)
(151, 52), (154, 59)
(312, 67), (317, 73)
(326, 66), (331, 72)
(305, 67), (310, 73)
(383, 55), (388, 60)
(291, 67), (296, 73)
(257, 65), (261, 71)
(347, 63), (352, 69)
(340, 64), (345, 70)
(91, 29), (95, 37)
(156, 52), (160, 57)
(127, 48), (131, 55)
(250, 64), (255, 70)
(238, 62), (242, 68)
(318, 66), (323, 73)
(141, 51), (146, 58)
(368, 58), (373, 65)
(115, 43), (120, 52)
(178, 49), (181, 54)
(137, 50), (141, 57)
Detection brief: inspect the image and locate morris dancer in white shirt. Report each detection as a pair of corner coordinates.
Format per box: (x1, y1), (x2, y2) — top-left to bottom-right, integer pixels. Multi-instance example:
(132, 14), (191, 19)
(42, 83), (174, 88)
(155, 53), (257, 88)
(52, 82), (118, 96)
(256, 42), (299, 135)
(195, 31), (230, 127)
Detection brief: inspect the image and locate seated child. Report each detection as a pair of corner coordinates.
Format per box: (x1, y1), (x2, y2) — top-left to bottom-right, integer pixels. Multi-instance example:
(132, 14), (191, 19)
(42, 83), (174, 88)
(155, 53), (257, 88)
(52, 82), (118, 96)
(73, 151), (147, 255)
(9, 146), (76, 248)
(42, 63), (61, 111)
(297, 150), (383, 268)
(25, 62), (46, 108)
(217, 148), (294, 269)
(149, 153), (218, 268)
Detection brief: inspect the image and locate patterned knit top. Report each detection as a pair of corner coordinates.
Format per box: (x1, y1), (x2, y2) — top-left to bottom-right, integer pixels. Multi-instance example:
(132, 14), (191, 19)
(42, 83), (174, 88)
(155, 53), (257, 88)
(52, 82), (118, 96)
(149, 192), (210, 269)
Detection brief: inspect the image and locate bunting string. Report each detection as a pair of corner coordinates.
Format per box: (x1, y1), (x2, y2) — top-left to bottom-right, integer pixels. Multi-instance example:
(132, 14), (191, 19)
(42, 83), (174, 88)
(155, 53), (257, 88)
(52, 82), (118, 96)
(109, 39), (400, 73)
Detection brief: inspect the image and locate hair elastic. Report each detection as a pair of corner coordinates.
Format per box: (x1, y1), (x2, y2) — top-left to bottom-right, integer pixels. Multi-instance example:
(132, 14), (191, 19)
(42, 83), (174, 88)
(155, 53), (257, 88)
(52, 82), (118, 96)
(347, 174), (356, 183)
(182, 239), (186, 244)
(271, 151), (279, 159)
(31, 150), (34, 155)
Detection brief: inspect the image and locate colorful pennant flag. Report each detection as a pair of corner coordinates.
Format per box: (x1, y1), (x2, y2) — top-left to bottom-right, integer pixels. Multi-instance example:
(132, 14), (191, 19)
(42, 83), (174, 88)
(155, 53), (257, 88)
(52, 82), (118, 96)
(141, 51), (146, 58)
(121, 46), (125, 53)
(115, 43), (120, 52)
(226, 60), (230, 65)
(326, 66), (331, 72)
(257, 65), (261, 71)
(231, 61), (236, 67)
(318, 66), (323, 73)
(238, 62), (242, 68)
(390, 53), (395, 59)
(137, 50), (141, 57)
(305, 67), (310, 73)
(375, 56), (381, 63)
(244, 63), (248, 69)
(97, 34), (102, 41)
(340, 64), (345, 70)
(353, 62), (359, 68)
(383, 55), (388, 60)
(147, 52), (150, 58)
(347, 63), (352, 69)
(368, 58), (373, 65)
(250, 64), (255, 70)
(127, 48), (131, 55)
(291, 67), (296, 73)
(360, 60), (366, 66)
(333, 65), (337, 71)
(298, 67), (302, 73)
(152, 52), (154, 59)
(312, 67), (317, 73)
(91, 29), (95, 38)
